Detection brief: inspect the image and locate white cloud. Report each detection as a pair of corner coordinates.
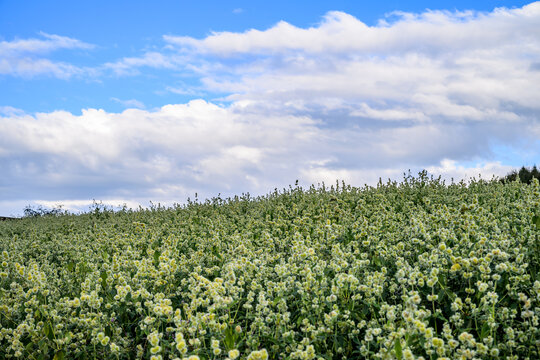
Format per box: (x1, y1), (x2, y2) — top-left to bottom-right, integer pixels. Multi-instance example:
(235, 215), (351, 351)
(158, 3), (540, 126)
(111, 98), (146, 109)
(104, 52), (187, 76)
(0, 106), (25, 116)
(108, 1), (540, 120)
(165, 84), (206, 96)
(0, 97), (532, 215)
(0, 101), (323, 206)
(0, 57), (84, 78)
(164, 3), (540, 55)
(0, 32), (94, 55)
(426, 159), (514, 182)
(0, 32), (94, 78)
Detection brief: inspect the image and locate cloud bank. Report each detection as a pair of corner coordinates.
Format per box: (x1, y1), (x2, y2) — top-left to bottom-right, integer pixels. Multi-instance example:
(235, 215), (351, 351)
(161, 3), (540, 122)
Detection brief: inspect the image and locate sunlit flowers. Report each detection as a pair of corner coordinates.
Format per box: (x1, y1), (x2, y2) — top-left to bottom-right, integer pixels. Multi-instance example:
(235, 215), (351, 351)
(0, 174), (538, 359)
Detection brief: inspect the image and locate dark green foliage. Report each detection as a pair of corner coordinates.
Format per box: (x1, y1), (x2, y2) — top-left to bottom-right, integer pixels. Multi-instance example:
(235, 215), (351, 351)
(500, 165), (540, 184)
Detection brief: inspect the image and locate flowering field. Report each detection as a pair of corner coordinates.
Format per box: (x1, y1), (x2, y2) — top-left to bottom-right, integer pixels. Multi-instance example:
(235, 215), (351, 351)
(1, 174), (539, 360)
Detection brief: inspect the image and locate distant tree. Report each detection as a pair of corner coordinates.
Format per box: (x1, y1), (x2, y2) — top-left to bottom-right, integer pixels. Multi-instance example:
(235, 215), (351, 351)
(531, 165), (539, 180)
(500, 165), (540, 184)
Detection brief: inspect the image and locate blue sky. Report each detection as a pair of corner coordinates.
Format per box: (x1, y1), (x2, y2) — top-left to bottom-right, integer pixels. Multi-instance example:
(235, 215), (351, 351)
(1, 1), (539, 215)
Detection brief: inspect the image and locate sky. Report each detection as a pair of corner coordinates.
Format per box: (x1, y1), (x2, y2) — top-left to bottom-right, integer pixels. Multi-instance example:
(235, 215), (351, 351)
(1, 0), (539, 215)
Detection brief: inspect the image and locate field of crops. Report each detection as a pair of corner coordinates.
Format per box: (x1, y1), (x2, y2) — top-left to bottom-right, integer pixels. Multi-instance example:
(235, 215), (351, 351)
(1, 173), (539, 360)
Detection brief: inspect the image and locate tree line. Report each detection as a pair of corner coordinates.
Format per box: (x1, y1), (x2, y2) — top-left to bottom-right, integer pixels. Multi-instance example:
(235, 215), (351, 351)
(500, 165), (540, 184)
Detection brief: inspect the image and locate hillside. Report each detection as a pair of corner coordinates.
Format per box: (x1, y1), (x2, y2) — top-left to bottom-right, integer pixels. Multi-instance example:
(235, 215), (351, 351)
(1, 174), (539, 359)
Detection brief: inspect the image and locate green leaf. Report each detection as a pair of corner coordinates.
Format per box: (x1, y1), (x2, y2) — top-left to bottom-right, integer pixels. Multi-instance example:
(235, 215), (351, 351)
(437, 273), (447, 287)
(224, 327), (236, 349)
(67, 261), (75, 272)
(38, 338), (48, 352)
(211, 245), (223, 261)
(100, 271), (108, 289)
(44, 322), (55, 340)
(394, 338), (403, 360)
(532, 215), (540, 229)
(153, 250), (161, 266)
(25, 342), (34, 352)
(53, 350), (65, 360)
(480, 322), (491, 340)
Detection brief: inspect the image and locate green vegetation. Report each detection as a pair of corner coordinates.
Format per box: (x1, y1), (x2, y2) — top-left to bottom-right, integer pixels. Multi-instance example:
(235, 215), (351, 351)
(500, 165), (540, 185)
(1, 172), (539, 359)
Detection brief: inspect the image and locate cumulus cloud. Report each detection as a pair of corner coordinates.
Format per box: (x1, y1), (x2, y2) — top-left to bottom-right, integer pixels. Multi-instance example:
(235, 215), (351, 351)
(0, 101), (322, 209)
(153, 2), (540, 134)
(0, 100), (534, 215)
(0, 32), (94, 78)
(164, 4), (540, 55)
(163, 3), (539, 186)
(108, 2), (540, 116)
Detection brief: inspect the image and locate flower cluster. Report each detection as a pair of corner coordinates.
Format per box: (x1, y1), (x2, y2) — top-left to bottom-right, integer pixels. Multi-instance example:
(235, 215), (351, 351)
(0, 173), (539, 359)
